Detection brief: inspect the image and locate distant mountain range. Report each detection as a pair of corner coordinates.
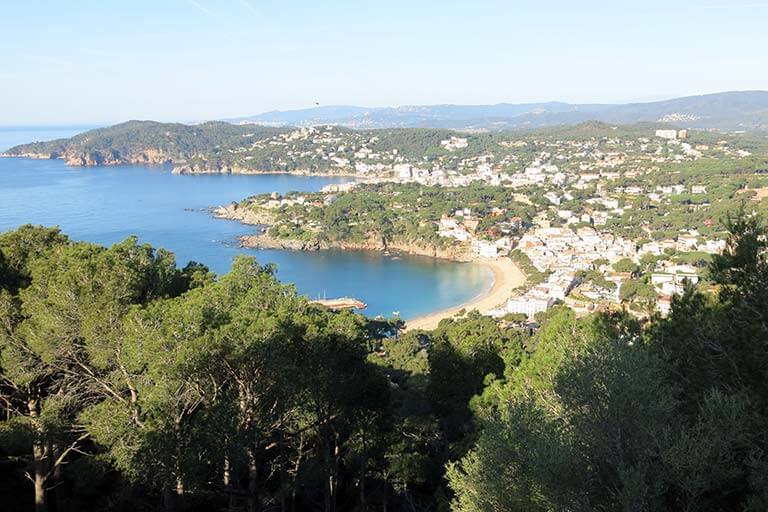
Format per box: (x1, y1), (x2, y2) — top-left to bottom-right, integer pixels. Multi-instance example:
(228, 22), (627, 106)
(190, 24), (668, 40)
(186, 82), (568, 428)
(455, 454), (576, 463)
(226, 91), (768, 132)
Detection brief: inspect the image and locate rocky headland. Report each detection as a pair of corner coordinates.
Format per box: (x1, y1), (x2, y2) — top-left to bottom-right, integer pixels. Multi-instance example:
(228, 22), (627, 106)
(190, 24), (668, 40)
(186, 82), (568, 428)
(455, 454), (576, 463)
(213, 202), (472, 261)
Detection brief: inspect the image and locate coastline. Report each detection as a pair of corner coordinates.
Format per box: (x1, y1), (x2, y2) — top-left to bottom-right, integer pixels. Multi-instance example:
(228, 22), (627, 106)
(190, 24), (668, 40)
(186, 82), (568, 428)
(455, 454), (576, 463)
(236, 232), (472, 261)
(403, 256), (526, 331)
(214, 203), (472, 261)
(0, 153), (365, 179)
(213, 205), (528, 326)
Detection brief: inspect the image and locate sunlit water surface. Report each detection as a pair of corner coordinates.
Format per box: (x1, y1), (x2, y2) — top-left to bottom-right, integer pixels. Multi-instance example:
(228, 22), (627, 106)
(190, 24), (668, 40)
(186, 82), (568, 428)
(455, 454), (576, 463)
(0, 127), (491, 319)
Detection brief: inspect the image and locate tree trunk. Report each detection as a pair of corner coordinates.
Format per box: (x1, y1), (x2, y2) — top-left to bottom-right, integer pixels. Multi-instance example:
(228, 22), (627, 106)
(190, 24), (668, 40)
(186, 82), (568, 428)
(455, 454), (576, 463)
(360, 474), (366, 512)
(162, 486), (177, 512)
(323, 431), (339, 512)
(52, 444), (65, 512)
(323, 440), (332, 512)
(173, 420), (185, 511)
(176, 475), (185, 500)
(29, 398), (47, 512)
(359, 428), (367, 512)
(247, 447), (259, 512)
(290, 436), (304, 512)
(224, 456), (237, 512)
(331, 433), (340, 512)
(34, 464), (46, 512)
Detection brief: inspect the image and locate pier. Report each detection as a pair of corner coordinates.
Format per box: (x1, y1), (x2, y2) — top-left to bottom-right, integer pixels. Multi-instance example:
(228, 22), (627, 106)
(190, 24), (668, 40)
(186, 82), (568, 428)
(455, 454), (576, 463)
(311, 297), (367, 310)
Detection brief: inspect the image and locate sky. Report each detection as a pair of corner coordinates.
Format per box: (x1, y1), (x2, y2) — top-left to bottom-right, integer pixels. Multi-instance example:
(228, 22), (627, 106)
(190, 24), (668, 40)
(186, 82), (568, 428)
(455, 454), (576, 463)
(1, 0), (767, 125)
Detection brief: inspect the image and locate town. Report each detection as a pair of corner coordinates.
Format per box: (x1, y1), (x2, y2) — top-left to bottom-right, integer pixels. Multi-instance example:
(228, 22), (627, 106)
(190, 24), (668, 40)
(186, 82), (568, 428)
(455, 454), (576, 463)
(223, 123), (768, 322)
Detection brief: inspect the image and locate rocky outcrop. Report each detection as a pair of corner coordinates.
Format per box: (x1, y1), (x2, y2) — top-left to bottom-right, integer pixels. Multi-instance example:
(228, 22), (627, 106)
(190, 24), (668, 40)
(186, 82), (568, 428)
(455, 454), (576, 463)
(240, 234), (325, 251)
(173, 162), (241, 175)
(213, 196), (471, 261)
(173, 163), (355, 177)
(62, 148), (173, 167)
(238, 232), (471, 262)
(213, 203), (275, 225)
(4, 148), (175, 166)
(0, 151), (58, 160)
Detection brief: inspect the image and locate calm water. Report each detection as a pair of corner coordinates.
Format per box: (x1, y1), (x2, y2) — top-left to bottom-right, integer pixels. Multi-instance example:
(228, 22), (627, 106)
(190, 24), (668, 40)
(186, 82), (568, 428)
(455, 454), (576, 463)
(0, 127), (491, 319)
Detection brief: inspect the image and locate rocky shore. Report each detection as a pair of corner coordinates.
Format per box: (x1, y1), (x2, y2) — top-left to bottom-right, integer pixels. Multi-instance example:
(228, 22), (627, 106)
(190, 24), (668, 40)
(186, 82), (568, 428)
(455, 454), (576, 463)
(2, 151), (357, 177)
(173, 163), (358, 177)
(213, 202), (472, 261)
(212, 202), (275, 225)
(216, 201), (527, 328)
(1, 149), (174, 166)
(238, 232), (471, 260)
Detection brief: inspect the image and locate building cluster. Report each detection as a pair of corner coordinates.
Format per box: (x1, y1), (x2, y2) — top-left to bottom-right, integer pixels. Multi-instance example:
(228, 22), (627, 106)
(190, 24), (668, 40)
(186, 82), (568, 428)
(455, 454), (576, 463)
(225, 125), (754, 196)
(234, 126), (761, 321)
(437, 210), (518, 258)
(492, 225), (728, 320)
(497, 226), (635, 318)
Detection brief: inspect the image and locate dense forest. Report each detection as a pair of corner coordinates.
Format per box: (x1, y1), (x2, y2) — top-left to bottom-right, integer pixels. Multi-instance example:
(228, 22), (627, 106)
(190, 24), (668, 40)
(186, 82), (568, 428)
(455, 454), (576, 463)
(2, 212), (768, 511)
(3, 121), (289, 166)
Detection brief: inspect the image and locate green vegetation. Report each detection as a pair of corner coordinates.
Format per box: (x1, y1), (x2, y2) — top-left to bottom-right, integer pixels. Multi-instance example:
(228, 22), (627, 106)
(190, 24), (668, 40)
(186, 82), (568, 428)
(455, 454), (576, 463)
(448, 212), (768, 511)
(261, 182), (535, 249)
(612, 257), (638, 273)
(6, 121), (287, 164)
(2, 211), (768, 511)
(509, 249), (549, 286)
(0, 225), (522, 512)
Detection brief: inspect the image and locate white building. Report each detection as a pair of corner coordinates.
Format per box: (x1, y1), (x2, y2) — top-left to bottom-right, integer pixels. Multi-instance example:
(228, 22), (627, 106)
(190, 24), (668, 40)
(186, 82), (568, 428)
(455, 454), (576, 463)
(472, 240), (499, 258)
(440, 136), (468, 151)
(394, 163), (412, 179)
(655, 129), (678, 140)
(506, 296), (553, 318)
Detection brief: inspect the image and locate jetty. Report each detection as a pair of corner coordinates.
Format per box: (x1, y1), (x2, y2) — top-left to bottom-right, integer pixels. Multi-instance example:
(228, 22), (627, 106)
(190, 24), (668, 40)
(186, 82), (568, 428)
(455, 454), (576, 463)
(311, 297), (367, 310)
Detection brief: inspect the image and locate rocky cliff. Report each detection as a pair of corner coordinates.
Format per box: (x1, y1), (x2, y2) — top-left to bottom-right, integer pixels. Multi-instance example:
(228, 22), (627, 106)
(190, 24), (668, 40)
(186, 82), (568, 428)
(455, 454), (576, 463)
(173, 162), (356, 176)
(215, 202), (470, 260)
(62, 148), (174, 166)
(213, 203), (275, 225)
(238, 232), (471, 261)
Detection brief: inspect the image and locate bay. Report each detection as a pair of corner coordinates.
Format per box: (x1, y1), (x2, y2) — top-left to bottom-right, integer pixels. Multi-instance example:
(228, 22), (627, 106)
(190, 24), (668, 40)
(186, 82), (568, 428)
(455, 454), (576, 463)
(0, 128), (492, 320)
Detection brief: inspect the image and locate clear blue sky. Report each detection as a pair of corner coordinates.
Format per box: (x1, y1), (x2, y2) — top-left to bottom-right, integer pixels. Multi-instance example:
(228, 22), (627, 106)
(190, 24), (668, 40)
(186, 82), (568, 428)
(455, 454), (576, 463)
(1, 0), (766, 124)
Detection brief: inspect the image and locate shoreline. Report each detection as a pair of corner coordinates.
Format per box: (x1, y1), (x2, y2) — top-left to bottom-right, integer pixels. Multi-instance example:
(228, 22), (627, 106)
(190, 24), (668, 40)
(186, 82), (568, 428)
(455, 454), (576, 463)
(0, 154), (365, 179)
(403, 256), (526, 331)
(213, 208), (528, 327)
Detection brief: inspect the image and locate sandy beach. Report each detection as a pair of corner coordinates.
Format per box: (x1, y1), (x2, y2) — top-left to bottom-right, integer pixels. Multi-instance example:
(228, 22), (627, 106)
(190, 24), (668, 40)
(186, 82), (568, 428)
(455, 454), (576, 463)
(404, 257), (526, 331)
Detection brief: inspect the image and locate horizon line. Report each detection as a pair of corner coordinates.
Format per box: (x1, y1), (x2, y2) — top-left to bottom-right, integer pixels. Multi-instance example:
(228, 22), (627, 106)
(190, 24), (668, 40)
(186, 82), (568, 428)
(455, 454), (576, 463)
(2, 89), (766, 128)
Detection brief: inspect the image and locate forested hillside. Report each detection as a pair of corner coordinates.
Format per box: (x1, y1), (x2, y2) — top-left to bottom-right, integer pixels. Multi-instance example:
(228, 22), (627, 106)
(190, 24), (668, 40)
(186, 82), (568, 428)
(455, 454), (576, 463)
(2, 212), (768, 511)
(3, 121), (287, 166)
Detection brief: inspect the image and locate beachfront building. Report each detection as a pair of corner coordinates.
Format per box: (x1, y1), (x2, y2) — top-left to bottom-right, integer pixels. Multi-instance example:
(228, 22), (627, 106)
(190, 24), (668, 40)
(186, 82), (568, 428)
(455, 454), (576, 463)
(506, 295), (553, 318)
(473, 240), (499, 258)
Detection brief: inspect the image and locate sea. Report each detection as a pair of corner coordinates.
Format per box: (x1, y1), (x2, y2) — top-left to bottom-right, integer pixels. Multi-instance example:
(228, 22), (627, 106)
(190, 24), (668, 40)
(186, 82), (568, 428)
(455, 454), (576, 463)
(0, 126), (492, 320)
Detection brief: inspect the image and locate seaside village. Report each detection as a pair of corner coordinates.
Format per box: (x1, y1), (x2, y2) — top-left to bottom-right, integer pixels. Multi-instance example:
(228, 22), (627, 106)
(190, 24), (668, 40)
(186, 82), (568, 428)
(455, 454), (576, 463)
(434, 129), (732, 320)
(248, 126), (755, 321)
(434, 204), (725, 320)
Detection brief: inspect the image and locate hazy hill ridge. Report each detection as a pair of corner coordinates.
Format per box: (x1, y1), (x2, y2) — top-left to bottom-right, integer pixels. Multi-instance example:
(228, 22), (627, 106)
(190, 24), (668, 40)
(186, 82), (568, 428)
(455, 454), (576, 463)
(4, 91), (768, 174)
(227, 91), (768, 131)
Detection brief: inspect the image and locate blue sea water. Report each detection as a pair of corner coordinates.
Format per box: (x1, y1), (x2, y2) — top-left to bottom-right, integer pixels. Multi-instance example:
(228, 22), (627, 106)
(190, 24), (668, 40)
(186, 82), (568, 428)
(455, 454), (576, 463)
(0, 127), (491, 320)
